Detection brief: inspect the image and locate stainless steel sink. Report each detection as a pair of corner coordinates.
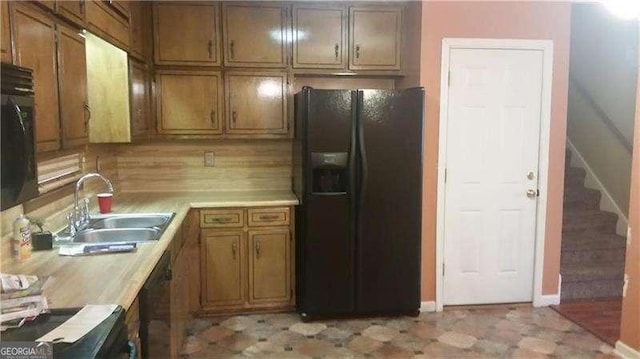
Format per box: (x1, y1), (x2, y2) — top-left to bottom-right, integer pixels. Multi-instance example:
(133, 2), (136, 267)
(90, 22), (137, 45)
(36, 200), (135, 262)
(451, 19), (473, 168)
(56, 212), (175, 246)
(73, 228), (160, 243)
(88, 213), (173, 230)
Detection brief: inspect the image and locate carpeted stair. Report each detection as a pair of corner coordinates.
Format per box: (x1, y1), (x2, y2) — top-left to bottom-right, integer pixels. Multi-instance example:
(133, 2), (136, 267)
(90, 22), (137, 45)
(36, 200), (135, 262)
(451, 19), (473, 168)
(560, 150), (627, 301)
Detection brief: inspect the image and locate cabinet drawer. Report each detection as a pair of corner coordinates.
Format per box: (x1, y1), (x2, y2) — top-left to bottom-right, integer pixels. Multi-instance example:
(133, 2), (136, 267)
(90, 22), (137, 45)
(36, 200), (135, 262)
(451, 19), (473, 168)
(201, 209), (244, 228)
(248, 207), (290, 227)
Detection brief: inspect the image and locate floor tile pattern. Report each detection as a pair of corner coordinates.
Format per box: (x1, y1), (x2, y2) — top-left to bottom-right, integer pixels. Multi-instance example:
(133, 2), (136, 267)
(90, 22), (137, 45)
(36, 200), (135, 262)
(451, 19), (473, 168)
(181, 306), (618, 358)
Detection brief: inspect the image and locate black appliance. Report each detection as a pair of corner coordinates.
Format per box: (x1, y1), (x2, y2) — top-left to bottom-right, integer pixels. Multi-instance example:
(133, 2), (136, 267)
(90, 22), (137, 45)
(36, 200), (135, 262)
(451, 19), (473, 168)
(1, 63), (38, 210)
(293, 87), (424, 320)
(139, 251), (171, 359)
(1, 306), (135, 358)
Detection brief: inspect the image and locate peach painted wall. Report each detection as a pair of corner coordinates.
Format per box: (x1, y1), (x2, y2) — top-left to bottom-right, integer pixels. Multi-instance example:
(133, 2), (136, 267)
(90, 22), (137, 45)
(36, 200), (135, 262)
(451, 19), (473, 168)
(619, 44), (640, 351)
(419, 1), (571, 301)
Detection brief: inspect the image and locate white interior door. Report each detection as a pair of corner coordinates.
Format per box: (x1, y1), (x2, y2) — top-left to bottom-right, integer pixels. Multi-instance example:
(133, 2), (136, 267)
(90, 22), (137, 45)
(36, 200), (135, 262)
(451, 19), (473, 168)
(443, 48), (544, 305)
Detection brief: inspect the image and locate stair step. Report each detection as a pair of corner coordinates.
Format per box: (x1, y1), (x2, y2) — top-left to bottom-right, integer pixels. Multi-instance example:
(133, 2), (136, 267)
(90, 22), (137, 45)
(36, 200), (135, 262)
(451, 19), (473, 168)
(561, 262), (624, 282)
(564, 167), (587, 187)
(561, 247), (626, 265)
(563, 187), (601, 210)
(561, 279), (624, 300)
(561, 233), (627, 250)
(562, 209), (618, 234)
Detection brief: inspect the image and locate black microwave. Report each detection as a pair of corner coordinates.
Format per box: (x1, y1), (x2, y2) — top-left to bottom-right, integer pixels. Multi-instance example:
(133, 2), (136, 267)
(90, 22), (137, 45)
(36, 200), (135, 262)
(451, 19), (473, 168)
(1, 63), (38, 210)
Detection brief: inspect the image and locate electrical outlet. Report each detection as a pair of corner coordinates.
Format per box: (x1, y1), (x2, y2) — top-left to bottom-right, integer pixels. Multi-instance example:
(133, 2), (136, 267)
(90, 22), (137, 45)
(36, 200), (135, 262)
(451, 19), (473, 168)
(204, 151), (215, 167)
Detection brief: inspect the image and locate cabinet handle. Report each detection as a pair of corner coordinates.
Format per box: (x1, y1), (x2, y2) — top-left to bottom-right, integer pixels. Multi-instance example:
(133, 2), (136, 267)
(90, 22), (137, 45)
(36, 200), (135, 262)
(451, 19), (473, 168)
(84, 102), (91, 134)
(207, 40), (213, 59)
(231, 242), (237, 259)
(232, 111), (237, 126)
(136, 108), (142, 124)
(213, 217), (231, 223)
(334, 43), (339, 59)
(258, 215), (279, 221)
(255, 240), (260, 259)
(210, 110), (216, 127)
(355, 44), (360, 59)
(229, 40), (235, 60)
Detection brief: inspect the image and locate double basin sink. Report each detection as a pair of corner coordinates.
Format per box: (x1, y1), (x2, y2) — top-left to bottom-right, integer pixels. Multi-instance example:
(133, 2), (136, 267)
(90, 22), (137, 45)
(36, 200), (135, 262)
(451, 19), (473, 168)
(57, 213), (174, 245)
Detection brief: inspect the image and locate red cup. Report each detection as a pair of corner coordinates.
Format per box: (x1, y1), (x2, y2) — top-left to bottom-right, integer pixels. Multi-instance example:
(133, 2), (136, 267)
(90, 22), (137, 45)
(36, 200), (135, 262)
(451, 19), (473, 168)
(97, 193), (113, 213)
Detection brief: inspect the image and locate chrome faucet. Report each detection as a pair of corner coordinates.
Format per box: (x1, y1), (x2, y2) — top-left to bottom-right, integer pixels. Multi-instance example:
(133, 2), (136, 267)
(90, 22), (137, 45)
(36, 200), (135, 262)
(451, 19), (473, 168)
(70, 173), (114, 232)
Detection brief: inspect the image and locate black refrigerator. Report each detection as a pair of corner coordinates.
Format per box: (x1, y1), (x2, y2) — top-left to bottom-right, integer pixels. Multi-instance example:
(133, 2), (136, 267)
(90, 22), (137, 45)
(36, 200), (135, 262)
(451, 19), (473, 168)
(293, 87), (424, 320)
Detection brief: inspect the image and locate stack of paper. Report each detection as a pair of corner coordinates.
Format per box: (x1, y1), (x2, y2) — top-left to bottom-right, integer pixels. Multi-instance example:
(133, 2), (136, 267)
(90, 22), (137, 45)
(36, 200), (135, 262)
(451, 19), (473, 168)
(0, 273), (53, 331)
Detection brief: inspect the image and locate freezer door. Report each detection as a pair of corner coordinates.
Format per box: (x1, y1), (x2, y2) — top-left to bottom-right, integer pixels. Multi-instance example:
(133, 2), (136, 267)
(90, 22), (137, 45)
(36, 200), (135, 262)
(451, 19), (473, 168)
(355, 88), (424, 313)
(296, 89), (356, 317)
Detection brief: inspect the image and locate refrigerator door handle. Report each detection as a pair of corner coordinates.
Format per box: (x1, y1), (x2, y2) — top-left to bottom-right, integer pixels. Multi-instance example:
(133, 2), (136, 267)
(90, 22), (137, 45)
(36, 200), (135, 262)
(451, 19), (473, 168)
(357, 91), (368, 207)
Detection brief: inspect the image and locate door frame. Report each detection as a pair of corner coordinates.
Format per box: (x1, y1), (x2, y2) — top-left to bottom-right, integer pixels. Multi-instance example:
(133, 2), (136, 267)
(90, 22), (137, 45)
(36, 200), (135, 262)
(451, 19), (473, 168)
(435, 38), (554, 311)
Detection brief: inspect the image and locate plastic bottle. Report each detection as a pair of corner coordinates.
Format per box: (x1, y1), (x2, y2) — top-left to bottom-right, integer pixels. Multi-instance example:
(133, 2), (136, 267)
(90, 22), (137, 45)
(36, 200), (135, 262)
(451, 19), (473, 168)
(13, 215), (32, 260)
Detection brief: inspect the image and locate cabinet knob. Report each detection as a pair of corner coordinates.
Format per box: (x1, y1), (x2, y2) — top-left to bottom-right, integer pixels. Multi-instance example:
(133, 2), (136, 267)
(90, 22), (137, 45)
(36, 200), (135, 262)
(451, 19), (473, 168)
(208, 40), (213, 59)
(232, 111), (238, 126)
(355, 44), (361, 59)
(231, 242), (237, 259)
(334, 43), (339, 59)
(255, 240), (261, 259)
(229, 40), (235, 60)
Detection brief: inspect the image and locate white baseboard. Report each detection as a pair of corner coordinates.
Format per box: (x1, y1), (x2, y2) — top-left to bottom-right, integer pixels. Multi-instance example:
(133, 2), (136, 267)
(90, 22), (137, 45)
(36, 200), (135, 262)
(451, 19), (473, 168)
(615, 340), (640, 359)
(534, 294), (560, 307)
(420, 301), (436, 312)
(566, 139), (629, 236)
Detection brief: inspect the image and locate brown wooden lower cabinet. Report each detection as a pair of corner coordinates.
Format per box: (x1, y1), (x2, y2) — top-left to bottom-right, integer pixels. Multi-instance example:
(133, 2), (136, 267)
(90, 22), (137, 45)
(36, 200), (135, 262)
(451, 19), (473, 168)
(125, 297), (142, 359)
(199, 207), (294, 314)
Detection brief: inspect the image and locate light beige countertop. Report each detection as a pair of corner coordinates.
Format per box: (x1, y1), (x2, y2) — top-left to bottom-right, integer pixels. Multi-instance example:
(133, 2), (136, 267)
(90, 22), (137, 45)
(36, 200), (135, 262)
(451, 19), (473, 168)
(0, 191), (299, 310)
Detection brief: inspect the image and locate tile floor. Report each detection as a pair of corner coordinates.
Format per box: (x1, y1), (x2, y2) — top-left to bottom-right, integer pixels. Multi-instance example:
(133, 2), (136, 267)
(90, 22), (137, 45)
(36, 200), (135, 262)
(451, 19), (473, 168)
(181, 306), (619, 358)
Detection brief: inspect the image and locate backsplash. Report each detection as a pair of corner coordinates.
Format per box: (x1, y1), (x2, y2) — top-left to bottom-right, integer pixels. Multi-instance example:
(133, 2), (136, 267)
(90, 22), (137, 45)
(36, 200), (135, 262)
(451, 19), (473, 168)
(115, 140), (293, 193)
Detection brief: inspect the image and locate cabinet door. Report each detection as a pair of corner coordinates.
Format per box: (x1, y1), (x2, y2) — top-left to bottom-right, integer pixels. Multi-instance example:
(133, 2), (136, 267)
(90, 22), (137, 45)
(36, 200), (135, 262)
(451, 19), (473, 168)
(129, 60), (150, 138)
(170, 246), (187, 359)
(154, 3), (220, 66)
(292, 5), (346, 69)
(223, 4), (287, 67)
(12, 3), (60, 152)
(349, 6), (402, 71)
(248, 229), (290, 305)
(156, 70), (223, 135)
(225, 71), (288, 136)
(130, 1), (152, 63)
(1, 1), (12, 63)
(201, 230), (246, 308)
(58, 24), (88, 149)
(57, 0), (85, 26)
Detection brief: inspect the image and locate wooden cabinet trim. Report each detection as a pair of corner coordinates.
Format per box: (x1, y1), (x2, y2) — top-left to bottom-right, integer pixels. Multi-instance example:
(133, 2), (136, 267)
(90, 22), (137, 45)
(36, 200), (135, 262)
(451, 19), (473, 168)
(292, 4), (347, 69)
(349, 5), (403, 71)
(224, 71), (288, 135)
(11, 2), (60, 152)
(56, 0), (85, 27)
(200, 229), (247, 308)
(222, 3), (288, 68)
(200, 209), (245, 228)
(57, 23), (88, 149)
(247, 207), (290, 227)
(85, 0), (130, 50)
(153, 2), (221, 66)
(155, 69), (224, 136)
(248, 228), (291, 304)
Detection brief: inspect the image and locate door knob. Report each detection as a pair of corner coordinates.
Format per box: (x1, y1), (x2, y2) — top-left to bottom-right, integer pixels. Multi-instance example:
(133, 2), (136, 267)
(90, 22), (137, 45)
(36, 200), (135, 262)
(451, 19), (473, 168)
(526, 189), (539, 198)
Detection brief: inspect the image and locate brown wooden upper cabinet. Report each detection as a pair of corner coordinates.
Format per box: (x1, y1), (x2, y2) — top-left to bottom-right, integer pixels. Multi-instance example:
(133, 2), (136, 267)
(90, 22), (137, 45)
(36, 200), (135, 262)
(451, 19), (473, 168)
(349, 5), (403, 71)
(57, 24), (88, 149)
(130, 1), (152, 64)
(154, 2), (221, 66)
(129, 60), (151, 139)
(156, 70), (223, 135)
(225, 71), (288, 137)
(56, 1), (85, 27)
(1, 1), (11, 63)
(85, 0), (130, 50)
(12, 3), (60, 152)
(222, 3), (287, 68)
(292, 5), (347, 69)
